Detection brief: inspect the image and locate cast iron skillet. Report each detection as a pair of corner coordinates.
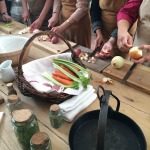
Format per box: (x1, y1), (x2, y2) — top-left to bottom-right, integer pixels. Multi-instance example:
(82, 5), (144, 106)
(69, 86), (147, 150)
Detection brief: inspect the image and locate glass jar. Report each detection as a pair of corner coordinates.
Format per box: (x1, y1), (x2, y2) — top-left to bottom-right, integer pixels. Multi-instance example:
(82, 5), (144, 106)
(30, 132), (52, 150)
(7, 95), (23, 115)
(11, 109), (40, 150)
(49, 104), (63, 129)
(7, 83), (17, 95)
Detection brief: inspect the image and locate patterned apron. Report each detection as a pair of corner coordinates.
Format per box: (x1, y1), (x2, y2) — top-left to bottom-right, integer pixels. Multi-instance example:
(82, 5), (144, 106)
(60, 0), (91, 48)
(100, 0), (137, 57)
(134, 0), (150, 66)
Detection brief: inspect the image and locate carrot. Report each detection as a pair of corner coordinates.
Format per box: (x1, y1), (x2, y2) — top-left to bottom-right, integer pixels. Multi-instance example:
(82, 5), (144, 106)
(52, 75), (73, 85)
(52, 72), (73, 81)
(71, 65), (80, 71)
(60, 65), (76, 77)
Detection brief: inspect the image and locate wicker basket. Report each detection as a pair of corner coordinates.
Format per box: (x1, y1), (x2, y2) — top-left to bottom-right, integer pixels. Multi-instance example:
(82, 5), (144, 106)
(15, 31), (85, 103)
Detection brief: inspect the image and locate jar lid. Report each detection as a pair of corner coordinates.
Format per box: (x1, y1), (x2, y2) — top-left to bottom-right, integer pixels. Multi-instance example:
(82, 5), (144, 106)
(31, 132), (49, 145)
(7, 95), (19, 103)
(7, 83), (13, 88)
(12, 109), (32, 122)
(50, 104), (59, 112)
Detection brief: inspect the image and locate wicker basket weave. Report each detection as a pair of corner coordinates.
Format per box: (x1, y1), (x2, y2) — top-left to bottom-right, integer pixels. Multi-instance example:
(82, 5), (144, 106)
(15, 31), (85, 103)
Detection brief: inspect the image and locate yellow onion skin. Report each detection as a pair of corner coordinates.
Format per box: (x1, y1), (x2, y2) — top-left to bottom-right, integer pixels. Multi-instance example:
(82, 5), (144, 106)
(111, 56), (125, 69)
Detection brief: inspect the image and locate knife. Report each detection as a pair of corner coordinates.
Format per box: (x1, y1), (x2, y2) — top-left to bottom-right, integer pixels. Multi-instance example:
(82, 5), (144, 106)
(121, 63), (137, 84)
(88, 42), (104, 58)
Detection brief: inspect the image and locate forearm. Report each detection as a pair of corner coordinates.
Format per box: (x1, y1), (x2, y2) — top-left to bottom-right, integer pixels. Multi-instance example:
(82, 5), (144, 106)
(0, 0), (8, 14)
(21, 0), (28, 12)
(38, 0), (53, 22)
(118, 20), (130, 34)
(61, 0), (90, 29)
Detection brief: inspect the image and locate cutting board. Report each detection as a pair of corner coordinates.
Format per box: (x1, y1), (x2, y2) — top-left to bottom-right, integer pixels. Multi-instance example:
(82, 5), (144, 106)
(0, 20), (76, 55)
(74, 45), (111, 73)
(30, 35), (76, 55)
(102, 60), (150, 95)
(0, 20), (26, 34)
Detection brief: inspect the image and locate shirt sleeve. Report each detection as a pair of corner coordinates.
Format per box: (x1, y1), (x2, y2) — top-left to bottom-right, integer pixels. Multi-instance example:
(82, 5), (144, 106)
(67, 0), (90, 24)
(117, 0), (143, 25)
(53, 0), (62, 13)
(90, 0), (102, 33)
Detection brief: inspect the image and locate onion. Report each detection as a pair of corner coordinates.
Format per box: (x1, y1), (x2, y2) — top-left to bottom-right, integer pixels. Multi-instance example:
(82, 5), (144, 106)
(74, 48), (81, 56)
(111, 56), (124, 69)
(33, 29), (40, 34)
(51, 36), (59, 44)
(129, 46), (142, 60)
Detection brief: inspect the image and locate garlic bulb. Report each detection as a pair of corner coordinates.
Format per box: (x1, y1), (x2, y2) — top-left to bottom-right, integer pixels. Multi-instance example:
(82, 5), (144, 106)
(111, 56), (124, 69)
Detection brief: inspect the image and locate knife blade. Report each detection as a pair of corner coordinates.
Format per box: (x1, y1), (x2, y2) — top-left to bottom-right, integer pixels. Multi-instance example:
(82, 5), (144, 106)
(88, 42), (104, 58)
(121, 63), (137, 84)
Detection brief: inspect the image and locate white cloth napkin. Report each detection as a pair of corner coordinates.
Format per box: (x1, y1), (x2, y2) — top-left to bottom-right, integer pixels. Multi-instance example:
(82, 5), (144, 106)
(59, 85), (97, 122)
(22, 53), (84, 95)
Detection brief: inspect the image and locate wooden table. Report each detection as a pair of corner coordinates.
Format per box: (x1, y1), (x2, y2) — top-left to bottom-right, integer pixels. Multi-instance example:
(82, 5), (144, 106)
(0, 20), (150, 150)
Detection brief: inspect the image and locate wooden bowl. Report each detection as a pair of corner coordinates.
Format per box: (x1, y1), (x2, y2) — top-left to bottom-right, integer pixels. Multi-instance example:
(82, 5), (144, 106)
(0, 35), (30, 65)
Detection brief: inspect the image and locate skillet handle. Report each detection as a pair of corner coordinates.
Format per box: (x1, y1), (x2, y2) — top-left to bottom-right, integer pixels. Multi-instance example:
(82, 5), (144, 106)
(96, 86), (112, 150)
(97, 86), (120, 112)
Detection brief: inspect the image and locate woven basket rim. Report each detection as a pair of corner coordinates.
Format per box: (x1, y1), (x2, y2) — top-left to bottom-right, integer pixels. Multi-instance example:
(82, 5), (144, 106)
(15, 30), (85, 104)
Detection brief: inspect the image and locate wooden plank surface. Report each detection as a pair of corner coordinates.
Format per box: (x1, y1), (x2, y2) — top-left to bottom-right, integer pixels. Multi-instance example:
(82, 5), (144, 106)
(0, 69), (150, 149)
(31, 35), (76, 55)
(74, 45), (111, 73)
(0, 20), (26, 34)
(102, 60), (150, 95)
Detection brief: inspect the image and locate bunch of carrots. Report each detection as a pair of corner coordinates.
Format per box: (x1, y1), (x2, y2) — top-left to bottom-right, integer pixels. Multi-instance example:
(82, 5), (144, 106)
(42, 58), (90, 89)
(52, 65), (79, 86)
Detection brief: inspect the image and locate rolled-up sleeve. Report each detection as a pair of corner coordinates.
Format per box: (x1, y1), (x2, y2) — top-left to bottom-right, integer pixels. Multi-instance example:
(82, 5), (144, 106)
(117, 0), (142, 25)
(90, 0), (102, 33)
(69, 0), (90, 23)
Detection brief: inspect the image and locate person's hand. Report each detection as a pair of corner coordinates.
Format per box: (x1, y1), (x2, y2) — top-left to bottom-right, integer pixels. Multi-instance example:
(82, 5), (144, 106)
(48, 13), (59, 29)
(95, 41), (113, 58)
(22, 10), (30, 23)
(2, 13), (12, 22)
(117, 31), (133, 52)
(132, 45), (150, 64)
(94, 34), (104, 50)
(51, 24), (65, 35)
(30, 18), (43, 32)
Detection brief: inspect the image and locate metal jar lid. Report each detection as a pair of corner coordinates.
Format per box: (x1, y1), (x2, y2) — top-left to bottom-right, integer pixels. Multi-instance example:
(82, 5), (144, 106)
(31, 132), (49, 146)
(12, 109), (32, 123)
(7, 95), (19, 103)
(7, 83), (13, 88)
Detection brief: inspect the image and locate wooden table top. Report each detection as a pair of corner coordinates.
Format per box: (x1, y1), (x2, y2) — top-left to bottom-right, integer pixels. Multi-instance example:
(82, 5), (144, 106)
(0, 20), (150, 150)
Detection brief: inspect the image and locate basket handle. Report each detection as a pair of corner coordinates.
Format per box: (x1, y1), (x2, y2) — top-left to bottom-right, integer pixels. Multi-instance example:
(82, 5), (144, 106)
(17, 30), (84, 75)
(96, 85), (121, 150)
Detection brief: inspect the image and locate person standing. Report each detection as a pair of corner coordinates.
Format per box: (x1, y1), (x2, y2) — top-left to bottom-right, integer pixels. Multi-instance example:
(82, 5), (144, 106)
(117, 0), (150, 66)
(90, 0), (137, 59)
(0, 0), (12, 22)
(22, 0), (53, 32)
(48, 0), (91, 48)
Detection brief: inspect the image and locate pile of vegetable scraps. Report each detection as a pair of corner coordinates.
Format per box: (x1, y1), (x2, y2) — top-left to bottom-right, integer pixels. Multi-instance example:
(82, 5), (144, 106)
(42, 58), (90, 90)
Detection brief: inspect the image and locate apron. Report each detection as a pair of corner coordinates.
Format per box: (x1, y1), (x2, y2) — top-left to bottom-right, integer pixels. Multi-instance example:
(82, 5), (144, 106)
(60, 0), (91, 48)
(100, 0), (137, 57)
(134, 0), (150, 66)
(27, 0), (52, 30)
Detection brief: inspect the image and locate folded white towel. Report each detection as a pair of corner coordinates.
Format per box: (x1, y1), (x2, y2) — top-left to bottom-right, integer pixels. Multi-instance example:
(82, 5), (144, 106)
(59, 85), (97, 122)
(59, 85), (94, 112)
(60, 93), (97, 122)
